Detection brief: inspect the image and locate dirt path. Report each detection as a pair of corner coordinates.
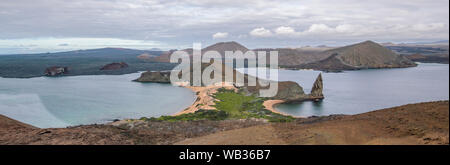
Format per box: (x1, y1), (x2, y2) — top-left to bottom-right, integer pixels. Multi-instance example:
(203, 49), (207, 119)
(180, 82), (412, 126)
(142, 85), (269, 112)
(175, 125), (287, 145)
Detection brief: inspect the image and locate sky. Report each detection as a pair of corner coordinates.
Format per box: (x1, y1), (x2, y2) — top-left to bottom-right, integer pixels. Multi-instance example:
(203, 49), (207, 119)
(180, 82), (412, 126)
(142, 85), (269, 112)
(0, 0), (449, 54)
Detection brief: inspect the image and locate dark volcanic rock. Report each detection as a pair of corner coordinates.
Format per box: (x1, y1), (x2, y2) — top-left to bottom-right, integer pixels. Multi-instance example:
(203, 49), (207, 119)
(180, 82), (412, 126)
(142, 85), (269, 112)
(273, 81), (309, 101)
(240, 79), (310, 102)
(243, 74), (325, 102)
(309, 73), (324, 100)
(134, 71), (171, 83)
(44, 66), (69, 76)
(100, 62), (129, 70)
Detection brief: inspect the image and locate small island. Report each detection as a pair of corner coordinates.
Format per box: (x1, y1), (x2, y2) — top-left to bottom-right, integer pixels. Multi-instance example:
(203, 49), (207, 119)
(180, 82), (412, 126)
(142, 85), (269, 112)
(133, 62), (324, 120)
(44, 66), (69, 76)
(100, 62), (129, 70)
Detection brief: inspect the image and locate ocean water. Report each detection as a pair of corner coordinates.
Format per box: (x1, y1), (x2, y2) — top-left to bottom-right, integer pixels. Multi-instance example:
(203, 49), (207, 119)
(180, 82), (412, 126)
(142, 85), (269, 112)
(1, 63), (448, 128)
(0, 72), (196, 128)
(239, 63), (449, 117)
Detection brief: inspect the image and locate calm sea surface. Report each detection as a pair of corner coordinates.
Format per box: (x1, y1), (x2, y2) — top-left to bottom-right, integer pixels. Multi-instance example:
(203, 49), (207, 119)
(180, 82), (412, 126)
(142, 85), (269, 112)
(240, 63), (449, 117)
(0, 72), (196, 128)
(1, 63), (448, 128)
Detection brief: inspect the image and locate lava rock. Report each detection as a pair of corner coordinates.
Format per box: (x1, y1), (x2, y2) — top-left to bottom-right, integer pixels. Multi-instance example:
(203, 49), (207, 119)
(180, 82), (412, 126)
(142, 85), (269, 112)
(100, 62), (129, 70)
(44, 66), (69, 76)
(134, 71), (171, 83)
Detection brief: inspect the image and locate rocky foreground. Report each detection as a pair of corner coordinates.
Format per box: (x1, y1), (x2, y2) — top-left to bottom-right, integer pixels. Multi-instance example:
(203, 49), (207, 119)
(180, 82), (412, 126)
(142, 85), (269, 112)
(0, 101), (448, 145)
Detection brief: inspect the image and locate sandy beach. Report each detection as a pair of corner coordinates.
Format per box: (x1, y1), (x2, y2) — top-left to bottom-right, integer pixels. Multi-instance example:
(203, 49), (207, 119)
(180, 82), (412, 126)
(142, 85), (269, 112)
(262, 100), (292, 116)
(173, 85), (299, 117)
(173, 83), (236, 116)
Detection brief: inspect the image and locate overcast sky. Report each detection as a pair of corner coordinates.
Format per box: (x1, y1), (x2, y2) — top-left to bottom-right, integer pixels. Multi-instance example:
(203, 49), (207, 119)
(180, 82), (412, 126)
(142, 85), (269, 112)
(0, 0), (449, 54)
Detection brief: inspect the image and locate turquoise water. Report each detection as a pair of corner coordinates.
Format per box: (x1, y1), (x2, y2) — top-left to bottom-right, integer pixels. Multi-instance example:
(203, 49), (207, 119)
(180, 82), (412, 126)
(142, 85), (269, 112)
(0, 72), (196, 128)
(240, 63), (449, 117)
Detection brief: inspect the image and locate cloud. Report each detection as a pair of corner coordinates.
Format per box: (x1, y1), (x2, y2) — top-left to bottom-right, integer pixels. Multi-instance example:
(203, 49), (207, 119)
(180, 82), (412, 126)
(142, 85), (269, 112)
(0, 37), (165, 54)
(237, 34), (247, 39)
(335, 24), (359, 33)
(275, 26), (296, 35)
(0, 0), (448, 52)
(412, 23), (446, 32)
(212, 32), (229, 39)
(250, 27), (273, 37)
(305, 24), (335, 34)
(259, 22), (449, 40)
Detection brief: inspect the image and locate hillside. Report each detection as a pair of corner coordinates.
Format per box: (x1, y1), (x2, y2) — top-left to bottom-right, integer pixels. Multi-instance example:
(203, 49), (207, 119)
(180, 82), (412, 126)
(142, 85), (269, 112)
(147, 41), (249, 63)
(177, 101), (449, 145)
(1, 101), (447, 145)
(148, 41), (421, 72)
(293, 41), (417, 71)
(151, 42), (330, 65)
(202, 41), (249, 56)
(405, 53), (449, 64)
(255, 48), (330, 66)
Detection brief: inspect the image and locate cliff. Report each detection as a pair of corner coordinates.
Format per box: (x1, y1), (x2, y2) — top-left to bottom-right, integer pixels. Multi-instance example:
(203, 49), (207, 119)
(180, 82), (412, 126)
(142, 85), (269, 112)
(271, 81), (309, 101)
(309, 73), (324, 100)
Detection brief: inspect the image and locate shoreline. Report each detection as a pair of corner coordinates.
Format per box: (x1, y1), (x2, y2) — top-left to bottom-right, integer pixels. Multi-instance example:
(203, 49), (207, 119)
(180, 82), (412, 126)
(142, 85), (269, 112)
(172, 84), (237, 116)
(4, 62), (449, 79)
(262, 100), (293, 117)
(172, 85), (303, 118)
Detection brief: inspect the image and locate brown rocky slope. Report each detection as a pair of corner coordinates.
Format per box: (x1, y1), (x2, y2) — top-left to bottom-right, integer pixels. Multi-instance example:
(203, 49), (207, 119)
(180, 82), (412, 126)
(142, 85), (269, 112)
(177, 101), (449, 145)
(1, 101), (448, 145)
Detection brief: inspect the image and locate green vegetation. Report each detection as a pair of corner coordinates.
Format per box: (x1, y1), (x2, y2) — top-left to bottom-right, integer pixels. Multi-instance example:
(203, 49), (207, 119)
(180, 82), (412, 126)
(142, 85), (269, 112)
(213, 88), (295, 122)
(143, 88), (295, 122)
(140, 110), (229, 122)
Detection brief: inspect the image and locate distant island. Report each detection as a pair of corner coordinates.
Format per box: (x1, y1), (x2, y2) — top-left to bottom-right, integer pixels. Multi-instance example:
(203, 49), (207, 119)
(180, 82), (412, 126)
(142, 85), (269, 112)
(286, 41), (417, 72)
(1, 40), (448, 78)
(0, 48), (175, 78)
(144, 40), (422, 72)
(383, 41), (449, 64)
